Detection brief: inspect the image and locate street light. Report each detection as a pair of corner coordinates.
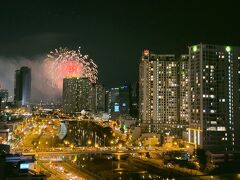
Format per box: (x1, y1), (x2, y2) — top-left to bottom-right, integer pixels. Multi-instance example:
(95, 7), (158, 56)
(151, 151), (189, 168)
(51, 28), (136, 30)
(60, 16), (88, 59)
(104, 134), (106, 147)
(51, 135), (55, 148)
(87, 140), (92, 146)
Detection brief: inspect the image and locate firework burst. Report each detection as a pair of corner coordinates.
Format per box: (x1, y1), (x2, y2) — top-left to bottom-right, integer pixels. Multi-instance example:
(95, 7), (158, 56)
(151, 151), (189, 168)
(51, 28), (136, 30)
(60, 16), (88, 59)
(43, 47), (98, 91)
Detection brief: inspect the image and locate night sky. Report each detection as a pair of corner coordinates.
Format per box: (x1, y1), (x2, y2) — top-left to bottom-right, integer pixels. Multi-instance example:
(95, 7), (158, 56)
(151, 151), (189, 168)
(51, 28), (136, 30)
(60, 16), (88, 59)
(0, 0), (239, 88)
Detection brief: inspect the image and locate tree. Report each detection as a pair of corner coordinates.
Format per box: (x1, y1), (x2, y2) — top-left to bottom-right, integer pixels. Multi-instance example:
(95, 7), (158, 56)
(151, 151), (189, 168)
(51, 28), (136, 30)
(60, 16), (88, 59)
(195, 148), (207, 170)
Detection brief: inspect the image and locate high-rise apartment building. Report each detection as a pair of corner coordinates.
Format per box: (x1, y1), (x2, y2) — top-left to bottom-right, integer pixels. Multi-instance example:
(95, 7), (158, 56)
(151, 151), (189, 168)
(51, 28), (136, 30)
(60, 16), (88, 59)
(63, 77), (93, 113)
(188, 44), (240, 151)
(139, 50), (179, 134)
(14, 67), (31, 106)
(179, 55), (190, 127)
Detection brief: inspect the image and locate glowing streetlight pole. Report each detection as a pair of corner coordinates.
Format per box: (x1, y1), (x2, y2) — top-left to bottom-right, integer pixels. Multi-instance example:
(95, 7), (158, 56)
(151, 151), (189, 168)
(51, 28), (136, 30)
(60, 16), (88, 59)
(104, 134), (106, 147)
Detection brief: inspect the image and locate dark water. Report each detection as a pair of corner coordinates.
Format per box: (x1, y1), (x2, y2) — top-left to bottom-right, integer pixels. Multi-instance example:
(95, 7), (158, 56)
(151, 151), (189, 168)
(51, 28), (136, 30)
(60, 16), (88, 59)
(69, 153), (181, 180)
(67, 154), (240, 180)
(177, 174), (240, 180)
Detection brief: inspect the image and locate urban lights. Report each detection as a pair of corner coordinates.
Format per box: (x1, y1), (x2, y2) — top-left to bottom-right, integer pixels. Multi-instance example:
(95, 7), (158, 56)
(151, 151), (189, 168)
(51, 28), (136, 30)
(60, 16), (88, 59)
(104, 134), (106, 147)
(226, 46), (231, 52)
(193, 45), (198, 52)
(87, 140), (92, 145)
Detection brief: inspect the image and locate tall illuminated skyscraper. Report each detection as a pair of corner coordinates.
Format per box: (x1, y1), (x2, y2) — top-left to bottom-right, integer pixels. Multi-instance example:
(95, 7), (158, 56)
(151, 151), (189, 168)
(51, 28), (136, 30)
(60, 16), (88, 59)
(188, 44), (240, 151)
(63, 77), (93, 113)
(14, 66), (31, 106)
(139, 50), (179, 134)
(179, 55), (190, 127)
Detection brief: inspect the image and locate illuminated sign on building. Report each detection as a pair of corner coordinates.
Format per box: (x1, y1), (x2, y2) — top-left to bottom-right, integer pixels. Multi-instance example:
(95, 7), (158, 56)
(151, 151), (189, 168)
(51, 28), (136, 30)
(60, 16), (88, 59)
(114, 105), (119, 112)
(144, 50), (149, 55)
(20, 163), (29, 169)
(58, 122), (67, 140)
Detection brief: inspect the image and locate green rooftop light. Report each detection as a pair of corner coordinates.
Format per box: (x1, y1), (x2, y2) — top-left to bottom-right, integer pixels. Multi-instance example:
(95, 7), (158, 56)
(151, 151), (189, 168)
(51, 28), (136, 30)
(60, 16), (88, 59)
(193, 46), (197, 52)
(226, 46), (231, 52)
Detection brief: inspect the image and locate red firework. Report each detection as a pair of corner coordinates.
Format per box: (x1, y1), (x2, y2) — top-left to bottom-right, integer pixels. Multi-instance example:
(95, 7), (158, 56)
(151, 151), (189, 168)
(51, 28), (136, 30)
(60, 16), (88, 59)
(42, 47), (98, 92)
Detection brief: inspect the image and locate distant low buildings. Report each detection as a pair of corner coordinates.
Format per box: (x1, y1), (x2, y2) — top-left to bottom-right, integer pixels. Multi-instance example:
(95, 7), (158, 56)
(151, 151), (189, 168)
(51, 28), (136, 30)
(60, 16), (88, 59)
(0, 145), (46, 179)
(0, 123), (10, 144)
(0, 89), (8, 110)
(143, 136), (160, 147)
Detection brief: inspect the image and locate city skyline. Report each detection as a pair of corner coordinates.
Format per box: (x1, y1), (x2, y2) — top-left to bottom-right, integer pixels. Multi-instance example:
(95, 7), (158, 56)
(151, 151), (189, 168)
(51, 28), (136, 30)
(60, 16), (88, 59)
(1, 1), (240, 179)
(1, 44), (240, 102)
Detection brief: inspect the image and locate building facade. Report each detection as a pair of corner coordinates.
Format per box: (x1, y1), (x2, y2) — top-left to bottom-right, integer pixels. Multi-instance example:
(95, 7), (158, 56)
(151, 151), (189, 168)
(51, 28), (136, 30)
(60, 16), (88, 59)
(139, 50), (180, 135)
(0, 89), (8, 110)
(92, 83), (106, 113)
(130, 82), (139, 119)
(63, 77), (93, 113)
(105, 90), (110, 113)
(108, 84), (132, 119)
(179, 55), (190, 127)
(109, 87), (120, 119)
(188, 44), (240, 151)
(14, 67), (31, 106)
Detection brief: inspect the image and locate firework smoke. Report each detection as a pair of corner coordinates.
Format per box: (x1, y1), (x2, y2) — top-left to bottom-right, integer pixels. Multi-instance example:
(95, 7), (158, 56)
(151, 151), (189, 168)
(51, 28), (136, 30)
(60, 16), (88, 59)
(0, 47), (98, 102)
(43, 47), (98, 92)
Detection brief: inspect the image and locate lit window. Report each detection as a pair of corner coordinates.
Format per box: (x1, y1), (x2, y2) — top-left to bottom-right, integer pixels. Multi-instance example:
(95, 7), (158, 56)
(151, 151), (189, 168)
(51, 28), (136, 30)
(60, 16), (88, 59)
(210, 110), (216, 113)
(217, 126), (226, 131)
(210, 95), (215, 98)
(210, 121), (217, 124)
(207, 127), (216, 131)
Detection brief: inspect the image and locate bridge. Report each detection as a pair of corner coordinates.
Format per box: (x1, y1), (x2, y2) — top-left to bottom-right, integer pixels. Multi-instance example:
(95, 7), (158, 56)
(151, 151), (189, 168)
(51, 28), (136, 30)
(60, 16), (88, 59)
(13, 147), (187, 156)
